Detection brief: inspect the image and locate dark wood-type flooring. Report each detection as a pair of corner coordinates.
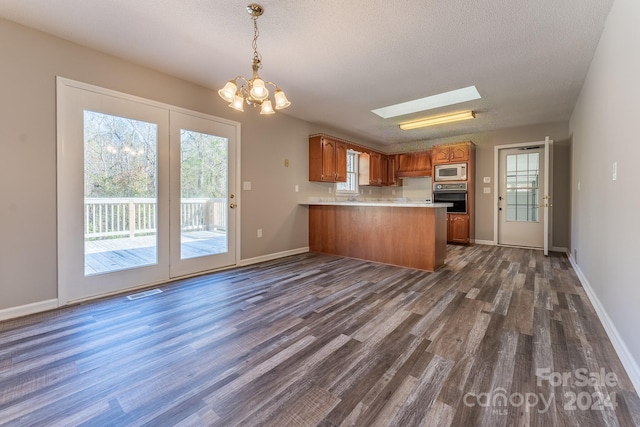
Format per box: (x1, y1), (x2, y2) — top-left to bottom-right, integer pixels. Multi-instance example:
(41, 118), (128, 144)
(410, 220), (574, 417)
(1, 245), (639, 426)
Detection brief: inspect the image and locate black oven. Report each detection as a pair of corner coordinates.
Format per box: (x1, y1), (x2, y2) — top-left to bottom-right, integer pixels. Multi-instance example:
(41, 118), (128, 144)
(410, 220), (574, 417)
(433, 182), (467, 213)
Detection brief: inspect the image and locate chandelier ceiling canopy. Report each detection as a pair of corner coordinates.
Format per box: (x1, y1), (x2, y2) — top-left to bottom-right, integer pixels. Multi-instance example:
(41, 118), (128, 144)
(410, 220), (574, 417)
(218, 4), (291, 115)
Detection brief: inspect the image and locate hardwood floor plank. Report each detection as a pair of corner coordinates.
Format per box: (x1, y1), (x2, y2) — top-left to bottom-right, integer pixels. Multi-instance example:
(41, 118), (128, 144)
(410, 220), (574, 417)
(389, 354), (455, 426)
(1, 248), (639, 426)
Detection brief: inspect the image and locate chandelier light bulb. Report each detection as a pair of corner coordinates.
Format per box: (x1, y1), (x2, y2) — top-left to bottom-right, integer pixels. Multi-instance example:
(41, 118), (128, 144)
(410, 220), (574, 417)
(274, 89), (291, 109)
(260, 99), (275, 115)
(218, 81), (237, 103)
(250, 78), (269, 101)
(230, 94), (245, 111)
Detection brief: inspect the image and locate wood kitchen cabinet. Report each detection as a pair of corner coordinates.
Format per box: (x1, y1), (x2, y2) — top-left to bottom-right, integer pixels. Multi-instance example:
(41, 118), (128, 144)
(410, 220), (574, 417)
(432, 142), (471, 164)
(359, 151), (383, 186)
(396, 151), (432, 177)
(448, 213), (470, 244)
(383, 154), (400, 186)
(309, 135), (347, 182)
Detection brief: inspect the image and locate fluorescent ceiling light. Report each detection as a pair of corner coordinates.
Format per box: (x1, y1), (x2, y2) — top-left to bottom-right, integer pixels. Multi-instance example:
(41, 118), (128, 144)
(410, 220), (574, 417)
(372, 86), (481, 119)
(399, 111), (475, 130)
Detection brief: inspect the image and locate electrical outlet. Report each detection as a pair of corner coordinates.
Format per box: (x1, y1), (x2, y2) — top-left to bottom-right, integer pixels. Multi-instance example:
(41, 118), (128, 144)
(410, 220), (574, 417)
(243, 181), (252, 190)
(483, 187), (491, 194)
(257, 229), (262, 238)
(328, 187), (332, 194)
(391, 189), (396, 195)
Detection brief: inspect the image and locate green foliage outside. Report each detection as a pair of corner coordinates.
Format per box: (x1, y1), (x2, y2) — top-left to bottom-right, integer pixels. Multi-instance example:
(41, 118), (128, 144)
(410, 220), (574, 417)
(83, 111), (228, 199)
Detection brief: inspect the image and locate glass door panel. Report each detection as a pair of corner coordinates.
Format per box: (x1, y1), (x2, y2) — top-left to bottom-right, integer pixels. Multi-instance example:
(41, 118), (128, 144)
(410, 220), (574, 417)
(179, 129), (229, 260)
(505, 152), (540, 223)
(169, 111), (237, 278)
(83, 111), (159, 275)
(57, 78), (170, 305)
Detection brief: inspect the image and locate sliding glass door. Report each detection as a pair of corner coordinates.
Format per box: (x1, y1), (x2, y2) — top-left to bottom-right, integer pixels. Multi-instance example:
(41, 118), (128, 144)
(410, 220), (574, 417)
(57, 78), (238, 305)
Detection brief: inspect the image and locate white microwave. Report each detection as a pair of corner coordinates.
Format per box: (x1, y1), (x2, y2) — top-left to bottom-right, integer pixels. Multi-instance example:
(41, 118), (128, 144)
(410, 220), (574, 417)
(434, 163), (467, 181)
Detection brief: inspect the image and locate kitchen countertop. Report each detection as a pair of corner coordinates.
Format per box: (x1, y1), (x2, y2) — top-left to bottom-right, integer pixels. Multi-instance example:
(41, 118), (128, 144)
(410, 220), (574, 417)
(299, 200), (452, 208)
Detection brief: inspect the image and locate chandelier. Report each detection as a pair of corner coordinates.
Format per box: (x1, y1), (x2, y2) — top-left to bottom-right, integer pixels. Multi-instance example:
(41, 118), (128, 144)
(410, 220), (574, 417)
(218, 4), (291, 115)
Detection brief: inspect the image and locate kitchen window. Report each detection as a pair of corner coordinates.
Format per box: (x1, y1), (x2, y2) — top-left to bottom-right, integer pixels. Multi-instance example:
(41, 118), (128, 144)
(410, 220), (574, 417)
(336, 150), (359, 194)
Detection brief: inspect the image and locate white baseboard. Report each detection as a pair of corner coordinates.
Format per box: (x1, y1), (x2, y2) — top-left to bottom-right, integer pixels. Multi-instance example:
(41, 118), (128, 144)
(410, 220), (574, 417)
(474, 239), (495, 246)
(568, 254), (640, 394)
(240, 247), (310, 266)
(0, 299), (59, 322)
(474, 241), (568, 255)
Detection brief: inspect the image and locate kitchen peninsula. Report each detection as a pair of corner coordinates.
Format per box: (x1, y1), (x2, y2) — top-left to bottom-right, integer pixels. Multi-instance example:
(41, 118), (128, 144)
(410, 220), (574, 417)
(301, 201), (450, 271)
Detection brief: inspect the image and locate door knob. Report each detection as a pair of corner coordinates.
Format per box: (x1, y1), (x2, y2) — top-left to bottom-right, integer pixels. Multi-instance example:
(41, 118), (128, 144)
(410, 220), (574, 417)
(229, 203), (236, 209)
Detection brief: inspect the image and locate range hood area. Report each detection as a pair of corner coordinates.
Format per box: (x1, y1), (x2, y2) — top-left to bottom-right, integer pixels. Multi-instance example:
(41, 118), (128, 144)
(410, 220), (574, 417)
(395, 151), (432, 178)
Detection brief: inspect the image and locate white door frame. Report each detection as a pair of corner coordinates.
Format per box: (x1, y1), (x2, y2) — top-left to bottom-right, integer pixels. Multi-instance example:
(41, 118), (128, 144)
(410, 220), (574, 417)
(493, 137), (553, 254)
(56, 77), (241, 305)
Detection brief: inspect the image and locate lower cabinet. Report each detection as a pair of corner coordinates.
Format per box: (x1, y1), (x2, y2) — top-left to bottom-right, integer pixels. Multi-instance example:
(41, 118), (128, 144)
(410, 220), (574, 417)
(447, 213), (470, 244)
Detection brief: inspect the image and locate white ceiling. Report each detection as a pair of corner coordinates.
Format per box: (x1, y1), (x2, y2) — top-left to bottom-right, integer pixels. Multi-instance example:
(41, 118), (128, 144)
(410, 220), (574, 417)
(0, 0), (614, 146)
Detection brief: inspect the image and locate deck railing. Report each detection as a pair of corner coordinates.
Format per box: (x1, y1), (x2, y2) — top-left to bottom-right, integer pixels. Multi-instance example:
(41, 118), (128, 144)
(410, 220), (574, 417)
(84, 197), (227, 239)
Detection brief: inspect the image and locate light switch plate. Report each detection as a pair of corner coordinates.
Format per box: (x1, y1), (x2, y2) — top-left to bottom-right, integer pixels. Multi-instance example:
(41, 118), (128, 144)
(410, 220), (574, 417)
(483, 187), (491, 194)
(612, 162), (617, 181)
(243, 181), (252, 190)
(483, 177), (491, 184)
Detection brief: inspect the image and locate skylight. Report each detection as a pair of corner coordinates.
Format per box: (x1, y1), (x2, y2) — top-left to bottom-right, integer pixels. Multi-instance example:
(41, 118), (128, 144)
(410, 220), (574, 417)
(371, 86), (481, 119)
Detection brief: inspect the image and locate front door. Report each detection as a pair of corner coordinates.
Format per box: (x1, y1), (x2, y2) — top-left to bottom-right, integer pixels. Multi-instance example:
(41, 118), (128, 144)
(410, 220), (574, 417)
(497, 146), (545, 248)
(57, 78), (239, 305)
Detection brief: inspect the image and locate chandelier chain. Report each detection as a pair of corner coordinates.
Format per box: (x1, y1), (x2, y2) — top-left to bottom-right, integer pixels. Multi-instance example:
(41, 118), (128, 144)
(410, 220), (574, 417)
(251, 15), (262, 66)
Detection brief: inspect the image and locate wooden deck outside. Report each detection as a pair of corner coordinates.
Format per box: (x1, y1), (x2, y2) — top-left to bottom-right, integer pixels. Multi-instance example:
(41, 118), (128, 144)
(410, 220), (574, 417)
(84, 231), (227, 275)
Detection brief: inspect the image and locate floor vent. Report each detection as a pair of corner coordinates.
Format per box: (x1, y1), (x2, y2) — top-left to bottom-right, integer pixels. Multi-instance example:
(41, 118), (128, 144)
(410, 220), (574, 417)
(126, 288), (162, 300)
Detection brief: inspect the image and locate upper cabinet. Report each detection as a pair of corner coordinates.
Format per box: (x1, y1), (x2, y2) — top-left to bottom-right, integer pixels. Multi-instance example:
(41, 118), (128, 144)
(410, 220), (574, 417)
(431, 142), (471, 164)
(309, 135), (347, 182)
(396, 151), (432, 177)
(359, 151), (383, 186)
(383, 154), (401, 186)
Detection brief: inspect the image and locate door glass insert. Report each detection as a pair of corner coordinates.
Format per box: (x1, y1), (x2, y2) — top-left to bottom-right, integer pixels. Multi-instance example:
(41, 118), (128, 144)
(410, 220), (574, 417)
(180, 129), (229, 260)
(505, 152), (539, 222)
(83, 111), (158, 275)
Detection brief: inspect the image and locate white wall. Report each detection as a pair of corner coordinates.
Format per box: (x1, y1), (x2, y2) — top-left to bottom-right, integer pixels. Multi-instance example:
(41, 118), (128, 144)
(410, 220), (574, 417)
(569, 0), (640, 386)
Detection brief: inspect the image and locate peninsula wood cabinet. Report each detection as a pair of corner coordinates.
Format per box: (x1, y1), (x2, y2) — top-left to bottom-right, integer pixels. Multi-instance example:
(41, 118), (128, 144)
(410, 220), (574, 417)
(309, 135), (347, 183)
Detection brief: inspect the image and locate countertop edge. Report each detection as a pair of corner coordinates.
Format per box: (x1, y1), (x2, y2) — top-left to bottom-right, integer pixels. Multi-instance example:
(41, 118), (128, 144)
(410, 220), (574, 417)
(299, 201), (452, 208)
